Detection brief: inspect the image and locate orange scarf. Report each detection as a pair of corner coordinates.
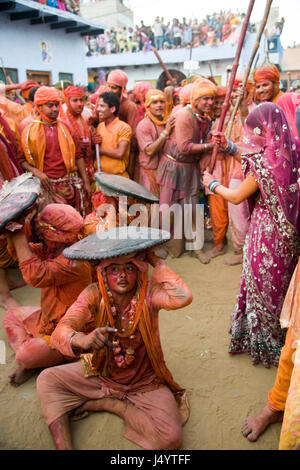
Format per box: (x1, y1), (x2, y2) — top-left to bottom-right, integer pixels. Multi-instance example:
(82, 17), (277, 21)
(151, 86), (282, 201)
(21, 118), (76, 174)
(81, 269), (185, 396)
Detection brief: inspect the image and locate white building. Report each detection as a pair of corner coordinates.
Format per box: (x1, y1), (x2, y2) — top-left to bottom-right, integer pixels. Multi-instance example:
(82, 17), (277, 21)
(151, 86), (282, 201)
(80, 0), (133, 30)
(0, 0), (106, 85)
(85, 31), (271, 90)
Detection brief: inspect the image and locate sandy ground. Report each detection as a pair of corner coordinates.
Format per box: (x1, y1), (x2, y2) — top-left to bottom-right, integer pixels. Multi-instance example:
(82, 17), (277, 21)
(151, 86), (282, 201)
(0, 239), (282, 450)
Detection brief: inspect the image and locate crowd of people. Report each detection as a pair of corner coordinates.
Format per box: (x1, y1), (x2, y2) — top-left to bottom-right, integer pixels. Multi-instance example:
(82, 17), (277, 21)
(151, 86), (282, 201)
(34, 0), (81, 15)
(0, 61), (300, 450)
(84, 10), (268, 57)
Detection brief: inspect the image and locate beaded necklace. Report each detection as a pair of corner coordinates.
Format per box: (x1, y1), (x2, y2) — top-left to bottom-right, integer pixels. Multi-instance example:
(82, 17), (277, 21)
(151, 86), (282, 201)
(102, 270), (141, 368)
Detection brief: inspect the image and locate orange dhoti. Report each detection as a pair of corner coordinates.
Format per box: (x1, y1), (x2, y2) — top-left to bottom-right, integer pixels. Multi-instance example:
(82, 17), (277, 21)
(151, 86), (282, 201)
(208, 194), (228, 247)
(37, 360), (182, 450)
(267, 259), (300, 450)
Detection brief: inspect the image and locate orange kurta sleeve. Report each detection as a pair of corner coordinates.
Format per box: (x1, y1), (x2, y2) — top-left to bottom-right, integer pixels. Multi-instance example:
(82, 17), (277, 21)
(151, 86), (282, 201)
(19, 254), (91, 289)
(0, 95), (31, 126)
(50, 283), (100, 358)
(148, 261), (193, 311)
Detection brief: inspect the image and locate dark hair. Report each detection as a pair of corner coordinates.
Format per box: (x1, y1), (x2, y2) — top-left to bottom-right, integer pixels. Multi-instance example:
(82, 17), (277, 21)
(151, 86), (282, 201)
(94, 75), (99, 81)
(28, 86), (40, 102)
(99, 91), (120, 115)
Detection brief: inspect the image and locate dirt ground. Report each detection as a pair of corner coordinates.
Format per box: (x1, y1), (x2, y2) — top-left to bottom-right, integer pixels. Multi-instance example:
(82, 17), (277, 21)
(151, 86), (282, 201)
(0, 239), (282, 450)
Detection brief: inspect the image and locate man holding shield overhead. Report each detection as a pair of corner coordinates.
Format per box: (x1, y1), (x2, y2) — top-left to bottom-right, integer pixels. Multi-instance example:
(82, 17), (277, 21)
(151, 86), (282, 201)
(36, 226), (193, 450)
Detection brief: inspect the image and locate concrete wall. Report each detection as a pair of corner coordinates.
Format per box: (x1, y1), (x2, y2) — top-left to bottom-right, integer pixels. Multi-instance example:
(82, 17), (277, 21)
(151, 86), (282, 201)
(81, 0), (133, 30)
(0, 14), (88, 85)
(87, 59), (234, 90)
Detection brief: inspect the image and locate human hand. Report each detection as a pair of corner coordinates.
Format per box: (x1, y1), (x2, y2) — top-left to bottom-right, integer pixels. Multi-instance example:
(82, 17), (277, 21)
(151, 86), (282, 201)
(211, 131), (227, 149)
(71, 327), (118, 351)
(146, 249), (161, 267)
(165, 115), (176, 136)
(32, 169), (54, 192)
(203, 170), (215, 188)
(92, 133), (102, 145)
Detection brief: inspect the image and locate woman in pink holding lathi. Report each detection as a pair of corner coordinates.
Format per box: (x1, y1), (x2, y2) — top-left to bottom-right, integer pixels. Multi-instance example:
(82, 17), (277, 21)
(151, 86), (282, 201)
(204, 102), (300, 368)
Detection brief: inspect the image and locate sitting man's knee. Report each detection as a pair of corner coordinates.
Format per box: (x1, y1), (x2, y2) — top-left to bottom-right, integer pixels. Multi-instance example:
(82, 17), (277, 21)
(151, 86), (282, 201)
(157, 422), (182, 450)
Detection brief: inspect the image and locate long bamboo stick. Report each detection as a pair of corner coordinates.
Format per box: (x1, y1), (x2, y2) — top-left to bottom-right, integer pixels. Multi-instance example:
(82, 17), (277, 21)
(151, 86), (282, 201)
(225, 0), (273, 139)
(208, 0), (255, 173)
(151, 47), (177, 85)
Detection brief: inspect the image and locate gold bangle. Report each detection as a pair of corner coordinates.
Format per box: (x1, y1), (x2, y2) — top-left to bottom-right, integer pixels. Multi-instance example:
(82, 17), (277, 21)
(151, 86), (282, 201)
(70, 331), (78, 349)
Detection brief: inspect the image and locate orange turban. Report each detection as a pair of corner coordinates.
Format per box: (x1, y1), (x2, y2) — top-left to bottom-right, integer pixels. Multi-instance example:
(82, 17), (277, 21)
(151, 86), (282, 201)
(216, 86), (226, 97)
(64, 86), (84, 100)
(145, 89), (166, 108)
(145, 89), (168, 126)
(36, 203), (84, 246)
(107, 70), (128, 99)
(34, 86), (61, 105)
(253, 65), (283, 103)
(34, 86), (61, 122)
(21, 80), (40, 100)
(191, 78), (217, 110)
(179, 84), (193, 106)
(253, 65), (280, 84)
(233, 74), (254, 103)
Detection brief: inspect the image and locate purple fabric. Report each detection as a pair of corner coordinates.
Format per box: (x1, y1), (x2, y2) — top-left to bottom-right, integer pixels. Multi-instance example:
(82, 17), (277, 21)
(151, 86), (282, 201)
(229, 102), (300, 368)
(242, 102), (300, 237)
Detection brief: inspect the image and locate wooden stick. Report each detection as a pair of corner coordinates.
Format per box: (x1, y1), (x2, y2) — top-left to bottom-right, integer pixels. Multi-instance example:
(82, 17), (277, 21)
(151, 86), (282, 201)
(208, 0), (255, 173)
(96, 143), (101, 173)
(151, 47), (177, 85)
(225, 0), (273, 139)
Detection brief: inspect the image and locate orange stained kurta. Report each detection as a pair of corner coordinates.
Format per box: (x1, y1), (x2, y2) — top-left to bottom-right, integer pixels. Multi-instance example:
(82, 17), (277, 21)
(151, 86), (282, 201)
(96, 117), (132, 177)
(0, 95), (33, 126)
(267, 259), (300, 450)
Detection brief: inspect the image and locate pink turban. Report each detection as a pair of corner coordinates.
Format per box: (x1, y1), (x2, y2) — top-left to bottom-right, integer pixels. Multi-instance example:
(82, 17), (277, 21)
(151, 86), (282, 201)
(107, 70), (128, 98)
(36, 203), (84, 245)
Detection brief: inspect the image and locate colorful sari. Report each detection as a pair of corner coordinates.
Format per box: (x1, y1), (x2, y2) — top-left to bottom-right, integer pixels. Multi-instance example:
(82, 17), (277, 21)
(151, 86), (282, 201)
(229, 103), (300, 368)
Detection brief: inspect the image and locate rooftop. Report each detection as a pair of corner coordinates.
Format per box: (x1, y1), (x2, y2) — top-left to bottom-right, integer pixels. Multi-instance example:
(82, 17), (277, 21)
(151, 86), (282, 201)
(0, 0), (106, 35)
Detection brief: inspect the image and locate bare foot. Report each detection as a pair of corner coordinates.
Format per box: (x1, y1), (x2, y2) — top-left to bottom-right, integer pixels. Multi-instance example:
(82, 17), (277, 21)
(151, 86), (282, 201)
(191, 249), (210, 264)
(9, 368), (37, 387)
(223, 253), (243, 266)
(206, 245), (226, 259)
(204, 230), (214, 243)
(1, 294), (20, 310)
(241, 405), (283, 442)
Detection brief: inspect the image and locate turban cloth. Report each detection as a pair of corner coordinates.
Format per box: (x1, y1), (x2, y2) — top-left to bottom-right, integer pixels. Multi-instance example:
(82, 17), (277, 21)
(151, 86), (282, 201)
(191, 78), (217, 113)
(215, 86), (226, 97)
(253, 65), (280, 84)
(36, 203), (84, 245)
(64, 86), (84, 100)
(107, 70), (128, 99)
(145, 89), (166, 108)
(34, 86), (61, 105)
(34, 86), (61, 122)
(20, 80), (40, 100)
(132, 81), (153, 104)
(144, 89), (168, 126)
(253, 65), (282, 103)
(179, 84), (193, 106)
(233, 74), (254, 103)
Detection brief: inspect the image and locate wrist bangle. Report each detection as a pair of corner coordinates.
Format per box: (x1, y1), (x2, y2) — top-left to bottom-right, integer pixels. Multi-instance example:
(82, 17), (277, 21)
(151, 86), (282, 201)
(70, 331), (78, 349)
(224, 139), (238, 155)
(160, 130), (167, 138)
(208, 180), (221, 193)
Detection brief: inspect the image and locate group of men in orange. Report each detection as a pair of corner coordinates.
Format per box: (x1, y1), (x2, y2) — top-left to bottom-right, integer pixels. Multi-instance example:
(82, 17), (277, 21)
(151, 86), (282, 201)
(1, 62), (300, 450)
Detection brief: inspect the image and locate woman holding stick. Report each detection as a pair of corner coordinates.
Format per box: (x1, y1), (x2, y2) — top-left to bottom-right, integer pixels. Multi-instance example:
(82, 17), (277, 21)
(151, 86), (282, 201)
(203, 102), (300, 368)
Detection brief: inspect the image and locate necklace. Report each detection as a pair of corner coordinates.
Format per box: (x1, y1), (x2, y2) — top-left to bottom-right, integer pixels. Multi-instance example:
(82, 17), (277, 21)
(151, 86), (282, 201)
(103, 272), (139, 369)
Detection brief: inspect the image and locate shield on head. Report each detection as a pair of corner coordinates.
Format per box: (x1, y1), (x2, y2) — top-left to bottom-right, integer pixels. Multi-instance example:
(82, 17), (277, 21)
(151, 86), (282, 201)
(95, 172), (159, 203)
(63, 226), (170, 261)
(0, 173), (41, 231)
